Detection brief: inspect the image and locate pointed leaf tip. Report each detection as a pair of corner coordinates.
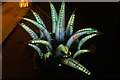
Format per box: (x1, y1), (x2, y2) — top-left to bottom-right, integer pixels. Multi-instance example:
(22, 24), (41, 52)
(73, 50), (91, 58)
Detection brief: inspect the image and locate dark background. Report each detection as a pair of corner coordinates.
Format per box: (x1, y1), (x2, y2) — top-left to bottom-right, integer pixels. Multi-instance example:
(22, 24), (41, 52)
(2, 2), (119, 80)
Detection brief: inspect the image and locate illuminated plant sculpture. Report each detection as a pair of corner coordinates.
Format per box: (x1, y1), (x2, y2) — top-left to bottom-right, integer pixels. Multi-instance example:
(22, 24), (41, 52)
(19, 2), (100, 75)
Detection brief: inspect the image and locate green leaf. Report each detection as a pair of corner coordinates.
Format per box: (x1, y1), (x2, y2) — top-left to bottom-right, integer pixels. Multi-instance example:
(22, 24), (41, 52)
(55, 2), (65, 41)
(44, 52), (52, 61)
(50, 2), (58, 33)
(61, 58), (91, 75)
(31, 9), (46, 28)
(21, 18), (51, 42)
(57, 44), (69, 55)
(73, 49), (91, 58)
(66, 29), (98, 48)
(78, 33), (99, 50)
(66, 10), (75, 36)
(19, 23), (39, 40)
(28, 43), (43, 58)
(29, 40), (52, 51)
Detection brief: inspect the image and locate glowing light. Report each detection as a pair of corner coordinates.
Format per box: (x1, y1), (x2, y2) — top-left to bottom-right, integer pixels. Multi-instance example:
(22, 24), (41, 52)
(19, 0), (29, 8)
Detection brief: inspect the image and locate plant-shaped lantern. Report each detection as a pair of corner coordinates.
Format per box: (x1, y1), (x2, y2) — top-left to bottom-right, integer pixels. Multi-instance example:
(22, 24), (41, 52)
(19, 2), (100, 75)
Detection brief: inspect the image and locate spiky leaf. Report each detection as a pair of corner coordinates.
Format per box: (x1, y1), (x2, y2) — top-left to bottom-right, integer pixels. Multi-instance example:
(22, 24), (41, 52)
(61, 58), (91, 75)
(21, 18), (51, 42)
(55, 2), (65, 41)
(19, 23), (39, 40)
(29, 40), (52, 51)
(78, 33), (99, 50)
(66, 10), (75, 36)
(66, 29), (98, 48)
(44, 52), (52, 61)
(73, 50), (91, 58)
(50, 2), (58, 33)
(31, 9), (46, 28)
(28, 43), (43, 58)
(57, 44), (69, 56)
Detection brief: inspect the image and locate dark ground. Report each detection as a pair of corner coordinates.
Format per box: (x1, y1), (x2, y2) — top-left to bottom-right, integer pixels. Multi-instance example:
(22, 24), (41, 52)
(2, 2), (119, 80)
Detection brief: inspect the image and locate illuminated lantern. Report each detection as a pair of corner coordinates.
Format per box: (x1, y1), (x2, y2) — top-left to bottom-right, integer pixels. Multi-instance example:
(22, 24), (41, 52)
(19, 0), (29, 8)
